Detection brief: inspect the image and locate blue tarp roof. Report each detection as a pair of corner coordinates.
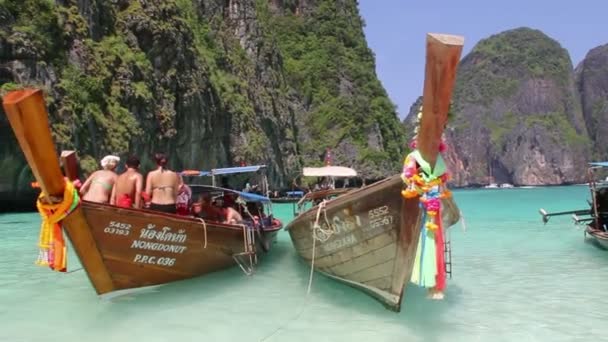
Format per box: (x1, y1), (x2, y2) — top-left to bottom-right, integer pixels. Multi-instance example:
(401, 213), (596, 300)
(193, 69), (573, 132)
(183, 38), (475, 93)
(286, 191), (304, 196)
(189, 184), (271, 203)
(180, 165), (266, 177)
(211, 165), (266, 175)
(589, 162), (608, 167)
(237, 191), (271, 203)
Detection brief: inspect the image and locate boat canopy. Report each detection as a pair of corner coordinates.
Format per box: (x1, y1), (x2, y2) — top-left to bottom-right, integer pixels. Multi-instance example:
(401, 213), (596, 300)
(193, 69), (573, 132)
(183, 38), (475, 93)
(180, 165), (266, 177)
(211, 165), (266, 175)
(190, 184), (271, 203)
(589, 162), (608, 168)
(286, 191), (304, 196)
(237, 191), (271, 203)
(303, 166), (357, 178)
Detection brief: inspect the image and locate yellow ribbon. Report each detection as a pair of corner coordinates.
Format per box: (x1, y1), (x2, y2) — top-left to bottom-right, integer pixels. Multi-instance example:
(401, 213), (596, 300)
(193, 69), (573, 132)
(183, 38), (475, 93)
(35, 180), (79, 272)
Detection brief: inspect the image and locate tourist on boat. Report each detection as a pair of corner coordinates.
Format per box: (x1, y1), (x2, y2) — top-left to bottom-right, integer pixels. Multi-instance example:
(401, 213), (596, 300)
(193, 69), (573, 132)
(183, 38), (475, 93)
(224, 206), (243, 225)
(222, 191), (237, 208)
(80, 155), (120, 204)
(145, 153), (182, 214)
(110, 155), (143, 209)
(192, 193), (224, 221)
(175, 183), (192, 216)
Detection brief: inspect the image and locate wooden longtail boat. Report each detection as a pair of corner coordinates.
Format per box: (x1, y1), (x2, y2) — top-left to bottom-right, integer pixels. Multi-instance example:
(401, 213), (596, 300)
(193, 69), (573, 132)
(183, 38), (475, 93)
(540, 162), (608, 250)
(286, 33), (464, 312)
(2, 89), (282, 298)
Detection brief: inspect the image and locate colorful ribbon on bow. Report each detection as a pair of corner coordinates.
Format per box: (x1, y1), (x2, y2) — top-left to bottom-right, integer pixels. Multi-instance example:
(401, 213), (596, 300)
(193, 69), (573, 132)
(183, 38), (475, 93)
(35, 180), (80, 272)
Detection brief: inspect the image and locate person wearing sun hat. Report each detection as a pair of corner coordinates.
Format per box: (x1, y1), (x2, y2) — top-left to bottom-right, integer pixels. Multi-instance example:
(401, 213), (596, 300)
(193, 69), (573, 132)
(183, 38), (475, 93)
(80, 155), (120, 204)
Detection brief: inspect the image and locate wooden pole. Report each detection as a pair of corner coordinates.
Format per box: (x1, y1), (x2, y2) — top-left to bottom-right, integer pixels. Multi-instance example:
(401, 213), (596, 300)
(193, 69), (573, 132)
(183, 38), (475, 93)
(417, 33), (464, 169)
(2, 89), (115, 294)
(61, 150), (79, 181)
(3, 89), (65, 198)
(395, 33), (464, 306)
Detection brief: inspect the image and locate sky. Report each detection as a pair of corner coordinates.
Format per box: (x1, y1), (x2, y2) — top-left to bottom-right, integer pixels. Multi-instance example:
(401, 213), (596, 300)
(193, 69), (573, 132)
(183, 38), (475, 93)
(358, 0), (607, 119)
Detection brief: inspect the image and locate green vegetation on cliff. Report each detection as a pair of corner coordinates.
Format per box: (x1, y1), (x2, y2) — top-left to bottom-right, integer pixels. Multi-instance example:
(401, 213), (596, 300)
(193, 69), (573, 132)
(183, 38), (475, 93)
(456, 28), (572, 105)
(437, 27), (590, 186)
(1, 0), (402, 198)
(259, 0), (405, 173)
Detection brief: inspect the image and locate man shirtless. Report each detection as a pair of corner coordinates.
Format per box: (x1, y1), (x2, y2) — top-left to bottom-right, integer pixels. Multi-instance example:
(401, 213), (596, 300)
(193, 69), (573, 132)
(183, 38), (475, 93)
(145, 153), (182, 214)
(80, 155), (119, 203)
(111, 155), (144, 209)
(193, 193), (242, 224)
(223, 206), (243, 225)
(193, 193), (224, 221)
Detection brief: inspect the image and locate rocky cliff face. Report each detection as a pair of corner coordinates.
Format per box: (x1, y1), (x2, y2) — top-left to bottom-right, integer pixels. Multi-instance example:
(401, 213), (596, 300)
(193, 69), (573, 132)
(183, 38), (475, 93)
(405, 27), (591, 187)
(576, 43), (608, 162)
(0, 0), (403, 208)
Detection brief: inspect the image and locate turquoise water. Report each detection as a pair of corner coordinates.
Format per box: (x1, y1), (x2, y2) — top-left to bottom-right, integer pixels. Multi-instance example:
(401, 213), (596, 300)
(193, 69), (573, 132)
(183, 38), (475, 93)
(1, 186), (607, 341)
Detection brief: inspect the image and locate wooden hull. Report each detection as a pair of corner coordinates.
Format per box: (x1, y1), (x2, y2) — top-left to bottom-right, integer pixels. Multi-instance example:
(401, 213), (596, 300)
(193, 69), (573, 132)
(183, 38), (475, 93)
(286, 175), (460, 311)
(586, 226), (608, 250)
(74, 201), (280, 296)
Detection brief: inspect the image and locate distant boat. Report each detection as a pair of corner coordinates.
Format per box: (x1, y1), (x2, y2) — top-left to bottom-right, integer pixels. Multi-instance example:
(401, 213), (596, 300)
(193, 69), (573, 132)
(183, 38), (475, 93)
(270, 191), (305, 204)
(499, 183), (514, 188)
(2, 89), (283, 298)
(484, 183), (498, 189)
(586, 227), (608, 250)
(539, 161), (608, 251)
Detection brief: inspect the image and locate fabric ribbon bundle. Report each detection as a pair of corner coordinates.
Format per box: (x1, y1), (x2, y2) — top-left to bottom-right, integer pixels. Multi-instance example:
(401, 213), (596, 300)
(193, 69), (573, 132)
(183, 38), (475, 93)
(35, 180), (80, 272)
(401, 111), (452, 297)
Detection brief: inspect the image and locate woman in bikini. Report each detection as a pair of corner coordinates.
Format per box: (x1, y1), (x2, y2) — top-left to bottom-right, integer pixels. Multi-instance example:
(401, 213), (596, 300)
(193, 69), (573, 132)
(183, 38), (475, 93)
(145, 153), (181, 214)
(80, 155), (120, 203)
(110, 155), (144, 209)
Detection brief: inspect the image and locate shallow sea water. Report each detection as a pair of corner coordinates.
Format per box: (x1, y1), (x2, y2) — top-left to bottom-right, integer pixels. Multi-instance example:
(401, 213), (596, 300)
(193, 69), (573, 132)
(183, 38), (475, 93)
(1, 186), (607, 341)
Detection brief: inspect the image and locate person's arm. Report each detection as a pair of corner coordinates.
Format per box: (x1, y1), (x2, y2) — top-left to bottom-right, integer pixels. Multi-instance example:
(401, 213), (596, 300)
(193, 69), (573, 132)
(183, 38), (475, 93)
(110, 181), (117, 205)
(79, 171), (96, 196)
(175, 173), (184, 198)
(135, 174), (143, 209)
(224, 208), (233, 224)
(144, 172), (152, 206)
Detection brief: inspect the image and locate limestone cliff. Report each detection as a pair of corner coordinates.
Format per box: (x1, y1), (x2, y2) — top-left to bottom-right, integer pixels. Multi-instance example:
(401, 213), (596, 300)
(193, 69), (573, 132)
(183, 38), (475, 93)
(576, 43), (608, 162)
(0, 0), (403, 209)
(405, 27), (591, 187)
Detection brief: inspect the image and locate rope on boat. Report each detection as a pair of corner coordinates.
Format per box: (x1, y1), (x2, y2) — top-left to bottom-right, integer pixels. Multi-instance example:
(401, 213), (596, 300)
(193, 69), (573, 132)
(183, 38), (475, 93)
(66, 267), (83, 274)
(312, 200), (334, 242)
(237, 196), (267, 255)
(307, 200), (333, 294)
(196, 218), (208, 249)
(233, 223), (257, 276)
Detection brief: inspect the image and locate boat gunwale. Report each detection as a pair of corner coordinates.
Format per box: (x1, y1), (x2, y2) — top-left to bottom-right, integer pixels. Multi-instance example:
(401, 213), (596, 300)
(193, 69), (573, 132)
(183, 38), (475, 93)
(286, 175), (400, 230)
(82, 200), (284, 233)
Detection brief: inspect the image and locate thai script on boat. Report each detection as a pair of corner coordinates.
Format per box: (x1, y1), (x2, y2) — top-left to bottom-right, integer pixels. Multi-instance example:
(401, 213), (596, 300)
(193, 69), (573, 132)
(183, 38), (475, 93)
(133, 254), (176, 267)
(322, 234), (357, 253)
(332, 214), (362, 234)
(130, 240), (187, 254)
(103, 221), (132, 236)
(139, 224), (187, 243)
(309, 213), (362, 235)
